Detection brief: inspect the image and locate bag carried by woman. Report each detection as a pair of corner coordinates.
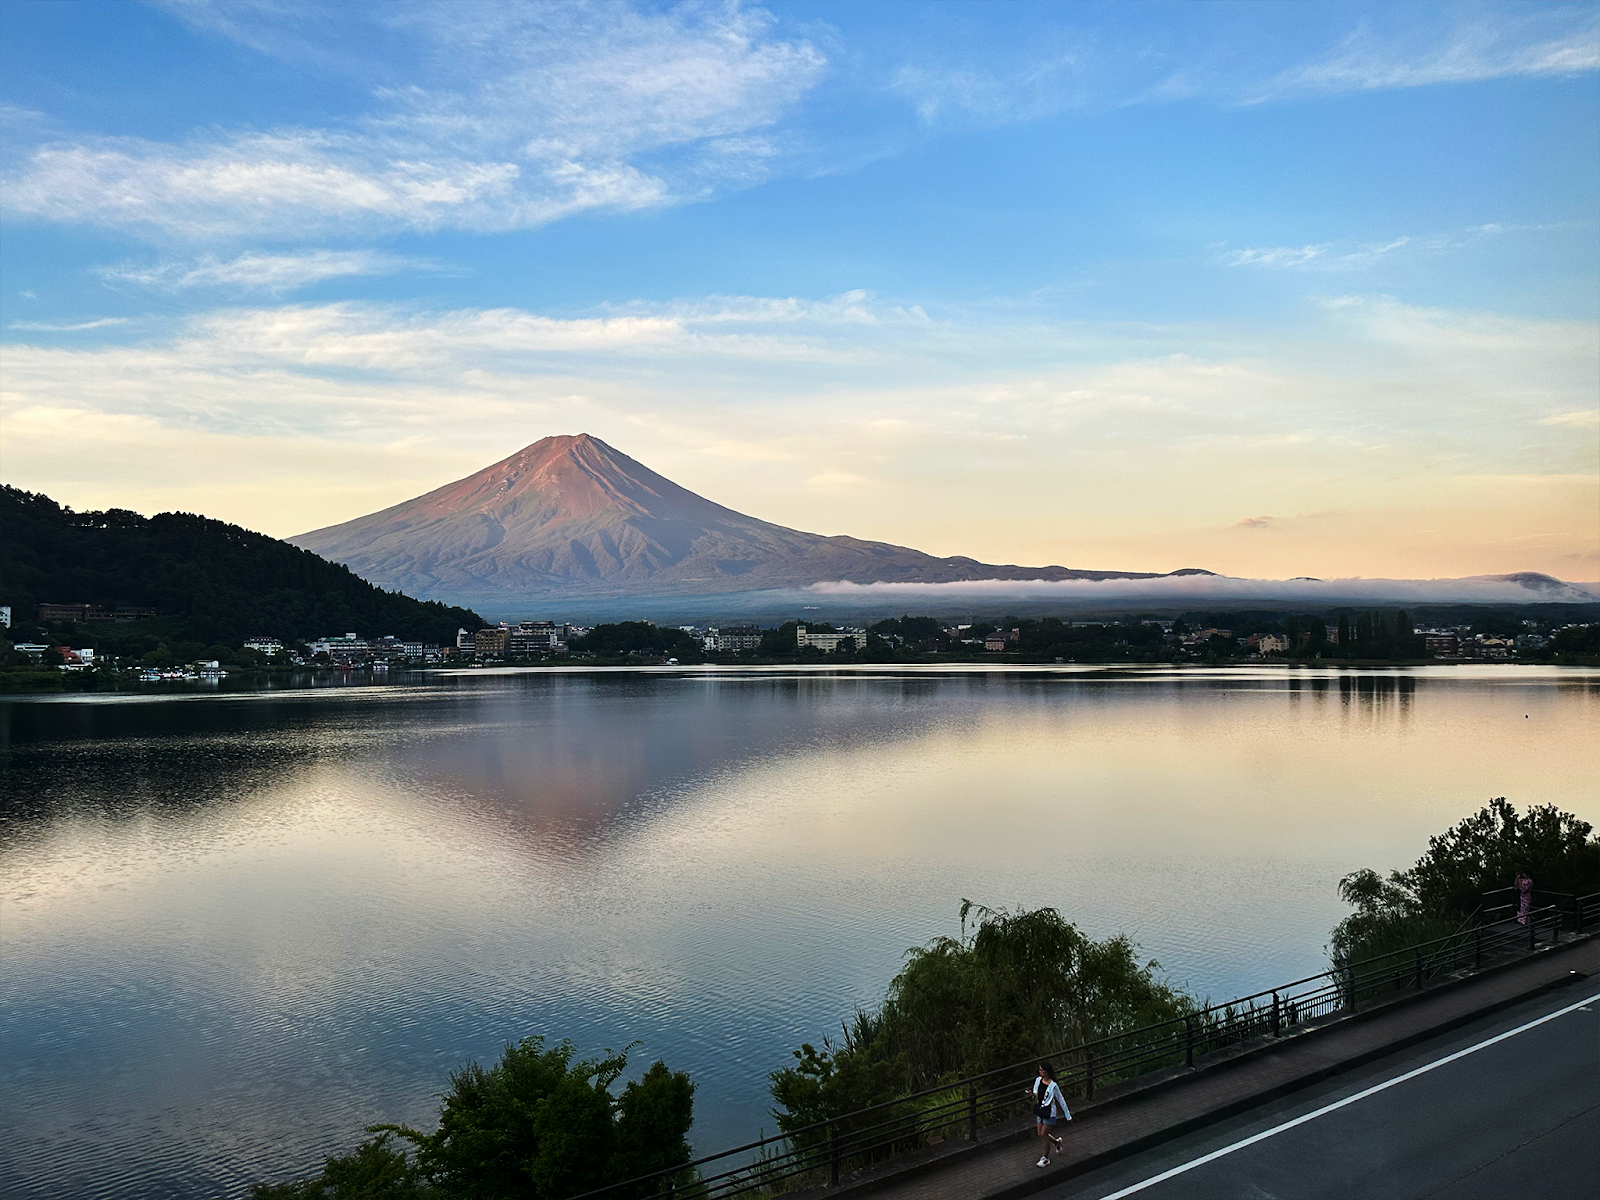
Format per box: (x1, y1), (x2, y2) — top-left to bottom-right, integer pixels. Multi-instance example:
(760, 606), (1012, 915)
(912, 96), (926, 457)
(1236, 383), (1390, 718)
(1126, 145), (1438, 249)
(1033, 1075), (1072, 1122)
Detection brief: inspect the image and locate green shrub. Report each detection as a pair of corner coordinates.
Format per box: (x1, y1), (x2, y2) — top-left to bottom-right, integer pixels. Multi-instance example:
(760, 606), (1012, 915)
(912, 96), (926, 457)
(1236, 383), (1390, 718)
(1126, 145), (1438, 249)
(770, 903), (1193, 1137)
(254, 1039), (693, 1200)
(249, 1132), (434, 1199)
(1331, 798), (1599, 968)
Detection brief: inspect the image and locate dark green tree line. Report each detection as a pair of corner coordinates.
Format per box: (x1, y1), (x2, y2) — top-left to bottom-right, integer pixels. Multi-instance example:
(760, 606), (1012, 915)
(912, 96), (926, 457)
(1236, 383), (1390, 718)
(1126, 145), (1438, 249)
(1, 486), (481, 649)
(567, 622), (702, 659)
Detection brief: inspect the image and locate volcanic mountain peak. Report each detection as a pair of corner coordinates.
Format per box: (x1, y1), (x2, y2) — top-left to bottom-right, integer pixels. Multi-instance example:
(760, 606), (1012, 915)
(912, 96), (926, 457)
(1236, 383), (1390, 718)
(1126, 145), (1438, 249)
(289, 433), (1172, 603)
(397, 434), (735, 525)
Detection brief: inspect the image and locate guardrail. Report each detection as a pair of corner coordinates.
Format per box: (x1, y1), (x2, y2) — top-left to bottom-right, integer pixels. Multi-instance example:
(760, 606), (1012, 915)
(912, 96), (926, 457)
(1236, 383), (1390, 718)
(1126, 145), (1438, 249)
(572, 903), (1576, 1200)
(1574, 891), (1600, 935)
(1480, 888), (1600, 935)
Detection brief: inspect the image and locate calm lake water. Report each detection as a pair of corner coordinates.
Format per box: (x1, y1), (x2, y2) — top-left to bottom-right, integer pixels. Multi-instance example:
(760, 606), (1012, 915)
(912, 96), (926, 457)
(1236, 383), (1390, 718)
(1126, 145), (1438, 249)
(2, 665), (1596, 1198)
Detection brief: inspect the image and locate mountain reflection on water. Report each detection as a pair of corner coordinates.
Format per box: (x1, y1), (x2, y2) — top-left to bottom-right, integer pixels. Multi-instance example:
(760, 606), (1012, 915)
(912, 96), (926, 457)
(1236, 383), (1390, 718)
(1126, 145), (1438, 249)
(1, 666), (1596, 1199)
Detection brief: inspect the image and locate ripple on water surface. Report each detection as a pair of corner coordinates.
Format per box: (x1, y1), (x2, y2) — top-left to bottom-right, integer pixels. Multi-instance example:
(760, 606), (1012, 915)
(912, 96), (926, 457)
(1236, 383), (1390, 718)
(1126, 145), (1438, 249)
(2, 667), (1596, 1198)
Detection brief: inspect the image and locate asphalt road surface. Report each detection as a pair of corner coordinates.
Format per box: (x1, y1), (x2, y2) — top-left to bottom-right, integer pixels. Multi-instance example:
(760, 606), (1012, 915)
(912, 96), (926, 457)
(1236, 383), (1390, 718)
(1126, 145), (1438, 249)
(1042, 983), (1600, 1200)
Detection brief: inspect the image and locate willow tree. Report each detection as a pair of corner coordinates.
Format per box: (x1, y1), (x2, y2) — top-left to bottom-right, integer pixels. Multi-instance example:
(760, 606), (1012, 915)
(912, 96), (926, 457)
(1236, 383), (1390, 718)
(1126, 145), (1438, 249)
(770, 903), (1193, 1134)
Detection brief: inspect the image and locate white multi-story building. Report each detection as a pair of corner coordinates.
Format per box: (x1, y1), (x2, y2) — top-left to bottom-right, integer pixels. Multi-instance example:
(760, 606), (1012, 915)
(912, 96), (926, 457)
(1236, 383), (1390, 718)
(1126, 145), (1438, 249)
(244, 637), (284, 654)
(796, 623), (867, 653)
(307, 634), (368, 661)
(705, 626), (761, 652)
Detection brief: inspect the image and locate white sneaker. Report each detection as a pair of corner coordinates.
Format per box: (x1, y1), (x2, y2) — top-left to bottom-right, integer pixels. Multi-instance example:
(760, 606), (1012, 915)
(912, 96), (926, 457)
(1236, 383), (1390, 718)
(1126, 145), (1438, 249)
(1036, 1156), (1049, 1168)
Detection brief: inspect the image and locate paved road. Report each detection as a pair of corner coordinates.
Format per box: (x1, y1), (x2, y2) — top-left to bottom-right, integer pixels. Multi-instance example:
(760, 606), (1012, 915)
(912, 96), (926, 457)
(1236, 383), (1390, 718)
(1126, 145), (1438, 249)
(1042, 984), (1600, 1200)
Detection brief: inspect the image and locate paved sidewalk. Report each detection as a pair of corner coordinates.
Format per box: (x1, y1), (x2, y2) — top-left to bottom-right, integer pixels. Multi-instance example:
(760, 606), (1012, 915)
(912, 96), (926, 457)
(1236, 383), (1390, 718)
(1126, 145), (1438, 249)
(827, 935), (1599, 1200)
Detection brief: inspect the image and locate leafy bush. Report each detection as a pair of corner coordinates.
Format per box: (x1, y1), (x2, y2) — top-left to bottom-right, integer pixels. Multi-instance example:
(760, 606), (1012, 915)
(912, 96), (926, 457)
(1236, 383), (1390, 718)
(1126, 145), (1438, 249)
(250, 1132), (434, 1199)
(253, 1039), (693, 1200)
(770, 903), (1192, 1136)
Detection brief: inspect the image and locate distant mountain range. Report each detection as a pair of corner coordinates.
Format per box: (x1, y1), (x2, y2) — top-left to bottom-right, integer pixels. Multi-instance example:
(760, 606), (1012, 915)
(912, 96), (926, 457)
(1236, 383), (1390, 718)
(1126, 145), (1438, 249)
(290, 434), (1214, 603)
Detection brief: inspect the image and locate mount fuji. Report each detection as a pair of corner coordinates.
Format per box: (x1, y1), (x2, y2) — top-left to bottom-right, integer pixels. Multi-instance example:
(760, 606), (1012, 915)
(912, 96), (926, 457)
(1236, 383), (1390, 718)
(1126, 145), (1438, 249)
(289, 434), (1196, 605)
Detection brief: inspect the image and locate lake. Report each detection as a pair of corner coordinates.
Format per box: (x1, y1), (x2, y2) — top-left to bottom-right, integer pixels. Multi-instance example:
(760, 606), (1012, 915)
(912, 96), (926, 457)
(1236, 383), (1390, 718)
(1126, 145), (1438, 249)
(2, 664), (1596, 1198)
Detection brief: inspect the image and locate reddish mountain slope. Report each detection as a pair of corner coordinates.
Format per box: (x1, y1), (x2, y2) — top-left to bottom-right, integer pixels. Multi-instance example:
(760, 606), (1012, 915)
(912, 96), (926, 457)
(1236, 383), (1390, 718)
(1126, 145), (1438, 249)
(289, 434), (1172, 601)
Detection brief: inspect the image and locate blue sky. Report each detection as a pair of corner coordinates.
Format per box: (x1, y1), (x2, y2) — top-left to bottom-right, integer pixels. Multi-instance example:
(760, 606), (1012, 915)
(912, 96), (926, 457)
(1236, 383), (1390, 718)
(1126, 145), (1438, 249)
(2, 0), (1596, 578)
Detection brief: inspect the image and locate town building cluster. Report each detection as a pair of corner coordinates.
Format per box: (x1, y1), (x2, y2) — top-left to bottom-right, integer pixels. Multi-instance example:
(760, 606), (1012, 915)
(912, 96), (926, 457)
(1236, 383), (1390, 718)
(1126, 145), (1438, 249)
(2, 598), (1589, 675)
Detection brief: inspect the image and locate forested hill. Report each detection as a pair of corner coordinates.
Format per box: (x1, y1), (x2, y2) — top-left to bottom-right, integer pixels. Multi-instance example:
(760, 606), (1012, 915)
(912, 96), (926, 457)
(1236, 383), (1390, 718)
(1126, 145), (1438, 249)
(1, 486), (483, 646)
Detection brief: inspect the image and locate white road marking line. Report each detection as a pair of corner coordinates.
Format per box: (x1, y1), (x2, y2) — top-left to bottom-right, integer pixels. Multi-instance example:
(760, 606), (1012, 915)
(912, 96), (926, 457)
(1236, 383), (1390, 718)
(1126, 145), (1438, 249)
(1090, 990), (1600, 1200)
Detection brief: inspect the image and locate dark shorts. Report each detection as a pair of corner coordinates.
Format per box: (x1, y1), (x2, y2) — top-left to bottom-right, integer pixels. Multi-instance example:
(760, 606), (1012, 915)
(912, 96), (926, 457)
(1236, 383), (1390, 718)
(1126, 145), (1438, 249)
(1038, 1116), (1059, 1127)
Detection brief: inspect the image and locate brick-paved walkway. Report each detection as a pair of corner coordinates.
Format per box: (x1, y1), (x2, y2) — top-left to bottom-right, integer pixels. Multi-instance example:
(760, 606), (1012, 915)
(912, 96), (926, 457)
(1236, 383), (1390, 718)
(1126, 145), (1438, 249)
(828, 935), (1599, 1200)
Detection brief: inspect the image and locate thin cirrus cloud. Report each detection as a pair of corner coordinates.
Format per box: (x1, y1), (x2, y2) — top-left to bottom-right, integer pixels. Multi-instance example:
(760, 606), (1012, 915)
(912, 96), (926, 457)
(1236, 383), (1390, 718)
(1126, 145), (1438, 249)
(2, 2), (826, 239)
(892, 7), (1598, 128)
(1541, 410), (1600, 428)
(1221, 223), (1566, 272)
(4, 292), (1590, 452)
(8, 317), (130, 332)
(172, 296), (900, 372)
(4, 289), (1592, 569)
(1243, 10), (1600, 102)
(1224, 238), (1411, 270)
(99, 250), (435, 292)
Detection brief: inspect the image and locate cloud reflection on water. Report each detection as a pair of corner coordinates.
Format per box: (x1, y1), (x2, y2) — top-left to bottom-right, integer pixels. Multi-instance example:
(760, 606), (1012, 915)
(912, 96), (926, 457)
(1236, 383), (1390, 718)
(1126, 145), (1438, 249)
(1, 667), (1596, 1199)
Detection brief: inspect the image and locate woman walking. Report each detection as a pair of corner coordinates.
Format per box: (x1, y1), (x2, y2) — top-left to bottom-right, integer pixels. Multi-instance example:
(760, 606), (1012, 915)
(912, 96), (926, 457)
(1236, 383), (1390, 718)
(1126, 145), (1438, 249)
(1515, 871), (1534, 925)
(1028, 1061), (1071, 1167)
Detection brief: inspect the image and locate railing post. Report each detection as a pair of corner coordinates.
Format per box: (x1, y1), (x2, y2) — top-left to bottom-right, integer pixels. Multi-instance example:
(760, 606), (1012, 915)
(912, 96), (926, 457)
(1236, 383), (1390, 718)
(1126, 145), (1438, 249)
(1529, 912), (1537, 952)
(1084, 1046), (1095, 1101)
(967, 1083), (977, 1142)
(1184, 1015), (1194, 1068)
(829, 1121), (840, 1188)
(1474, 926), (1482, 969)
(1414, 947), (1423, 990)
(1270, 991), (1280, 1037)
(1344, 966), (1356, 1013)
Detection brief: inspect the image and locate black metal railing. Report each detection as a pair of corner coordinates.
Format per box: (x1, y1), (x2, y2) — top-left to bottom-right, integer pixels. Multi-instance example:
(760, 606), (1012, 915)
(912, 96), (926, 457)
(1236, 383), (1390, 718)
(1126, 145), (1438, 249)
(1480, 885), (1574, 927)
(572, 904), (1574, 1200)
(1574, 891), (1600, 935)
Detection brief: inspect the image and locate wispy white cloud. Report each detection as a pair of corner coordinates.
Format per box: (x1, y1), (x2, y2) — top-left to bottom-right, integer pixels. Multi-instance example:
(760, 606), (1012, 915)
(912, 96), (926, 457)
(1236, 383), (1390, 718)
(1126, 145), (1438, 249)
(1319, 294), (1596, 360)
(1541, 409), (1600, 428)
(164, 292), (911, 372)
(4, 290), (1593, 571)
(1225, 237), (1422, 270)
(892, 8), (1599, 128)
(1222, 222), (1577, 273)
(1226, 245), (1333, 270)
(8, 317), (130, 332)
(609, 289), (930, 326)
(1246, 11), (1600, 103)
(4, 291), (1590, 466)
(100, 250), (432, 292)
(3, 2), (825, 239)
(889, 55), (1088, 126)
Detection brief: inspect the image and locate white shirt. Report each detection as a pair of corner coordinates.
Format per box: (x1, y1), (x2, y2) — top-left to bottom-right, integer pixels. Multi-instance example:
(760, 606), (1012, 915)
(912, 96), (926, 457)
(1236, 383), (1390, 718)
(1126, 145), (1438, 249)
(1033, 1078), (1070, 1119)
